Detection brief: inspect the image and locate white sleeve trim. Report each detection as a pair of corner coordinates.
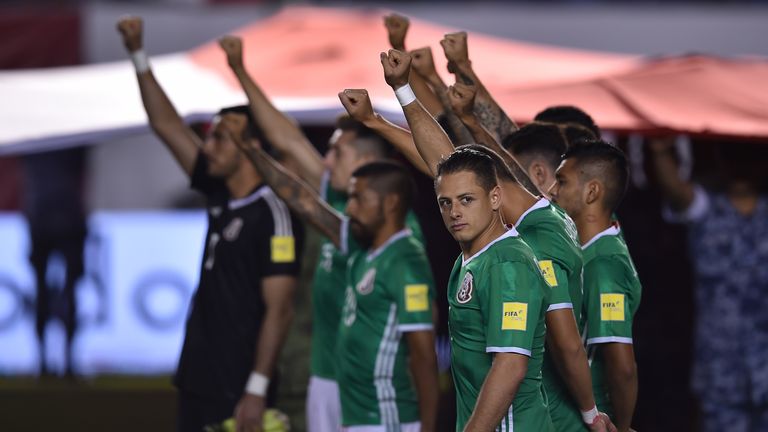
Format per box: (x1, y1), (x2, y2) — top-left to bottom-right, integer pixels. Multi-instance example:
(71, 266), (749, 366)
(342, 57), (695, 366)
(662, 185), (709, 224)
(319, 170), (331, 201)
(339, 216), (350, 255)
(546, 302), (574, 312)
(586, 336), (633, 345)
(486, 347), (532, 357)
(397, 323), (434, 333)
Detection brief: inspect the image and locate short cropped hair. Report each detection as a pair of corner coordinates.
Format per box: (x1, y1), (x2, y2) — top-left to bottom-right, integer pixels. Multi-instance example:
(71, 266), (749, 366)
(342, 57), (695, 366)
(435, 147), (498, 192)
(534, 105), (601, 137)
(502, 123), (567, 172)
(336, 115), (392, 159)
(351, 161), (415, 220)
(563, 139), (629, 212)
(455, 144), (517, 184)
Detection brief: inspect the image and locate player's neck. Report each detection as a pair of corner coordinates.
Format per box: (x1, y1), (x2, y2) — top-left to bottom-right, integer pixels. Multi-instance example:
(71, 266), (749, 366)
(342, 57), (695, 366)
(463, 213), (506, 259)
(501, 182), (538, 223)
(226, 165), (262, 199)
(576, 211), (613, 246)
(370, 220), (406, 251)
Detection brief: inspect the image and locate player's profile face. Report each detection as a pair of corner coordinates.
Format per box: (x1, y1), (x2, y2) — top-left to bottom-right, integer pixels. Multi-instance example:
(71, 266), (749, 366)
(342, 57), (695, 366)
(325, 129), (364, 192)
(550, 158), (583, 217)
(345, 176), (384, 248)
(435, 170), (498, 246)
(203, 114), (246, 178)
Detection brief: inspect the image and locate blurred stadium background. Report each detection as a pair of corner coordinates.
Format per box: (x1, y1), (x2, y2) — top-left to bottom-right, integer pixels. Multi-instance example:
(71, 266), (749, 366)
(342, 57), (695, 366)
(1, 1), (767, 431)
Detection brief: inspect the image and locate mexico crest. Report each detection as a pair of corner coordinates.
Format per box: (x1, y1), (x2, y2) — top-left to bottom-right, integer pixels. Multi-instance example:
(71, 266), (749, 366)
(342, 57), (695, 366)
(356, 268), (376, 295)
(457, 272), (474, 304)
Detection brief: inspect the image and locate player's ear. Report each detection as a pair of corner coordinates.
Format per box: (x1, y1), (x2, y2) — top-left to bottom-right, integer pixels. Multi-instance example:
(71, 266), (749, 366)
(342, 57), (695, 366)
(383, 192), (399, 216)
(584, 179), (601, 205)
(489, 185), (502, 211)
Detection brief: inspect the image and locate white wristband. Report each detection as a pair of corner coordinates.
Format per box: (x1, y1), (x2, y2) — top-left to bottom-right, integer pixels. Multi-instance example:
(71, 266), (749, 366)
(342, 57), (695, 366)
(581, 406), (599, 425)
(245, 372), (269, 397)
(130, 49), (150, 74)
(394, 84), (417, 106)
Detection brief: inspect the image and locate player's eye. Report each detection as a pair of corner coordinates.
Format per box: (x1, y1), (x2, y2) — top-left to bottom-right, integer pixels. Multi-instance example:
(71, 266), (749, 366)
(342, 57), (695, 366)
(438, 199), (451, 209)
(460, 196), (473, 205)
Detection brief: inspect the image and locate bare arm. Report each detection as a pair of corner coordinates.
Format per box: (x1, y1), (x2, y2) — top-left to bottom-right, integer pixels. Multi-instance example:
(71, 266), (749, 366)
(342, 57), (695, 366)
(411, 47), (473, 145)
(338, 89), (431, 176)
(602, 343), (638, 432)
(219, 36), (325, 188)
(117, 17), (199, 176)
(381, 50), (455, 177)
(464, 353), (527, 431)
(441, 32), (518, 142)
(546, 309), (597, 411)
(447, 83), (542, 196)
(648, 137), (695, 212)
(407, 330), (439, 432)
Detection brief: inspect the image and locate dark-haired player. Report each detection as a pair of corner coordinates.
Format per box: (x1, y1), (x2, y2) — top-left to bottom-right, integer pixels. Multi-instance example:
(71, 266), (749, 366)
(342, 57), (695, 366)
(118, 17), (304, 432)
(550, 140), (641, 432)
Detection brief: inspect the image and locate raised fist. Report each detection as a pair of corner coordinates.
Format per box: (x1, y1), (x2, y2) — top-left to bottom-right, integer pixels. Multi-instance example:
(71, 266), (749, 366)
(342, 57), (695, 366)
(384, 14), (410, 51)
(116, 16), (143, 53)
(440, 31), (469, 64)
(380, 49), (412, 89)
(338, 89), (376, 124)
(447, 82), (477, 119)
(218, 36), (244, 70)
(410, 47), (439, 80)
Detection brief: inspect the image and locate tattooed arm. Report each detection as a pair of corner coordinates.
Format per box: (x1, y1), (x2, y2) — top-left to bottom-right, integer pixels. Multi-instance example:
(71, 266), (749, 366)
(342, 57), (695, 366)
(440, 32), (518, 142)
(447, 83), (542, 196)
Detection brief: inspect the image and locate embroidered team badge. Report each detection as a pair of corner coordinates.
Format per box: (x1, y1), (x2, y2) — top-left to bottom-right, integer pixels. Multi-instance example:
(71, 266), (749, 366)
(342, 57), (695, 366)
(356, 268), (376, 295)
(457, 272), (474, 304)
(223, 217), (244, 241)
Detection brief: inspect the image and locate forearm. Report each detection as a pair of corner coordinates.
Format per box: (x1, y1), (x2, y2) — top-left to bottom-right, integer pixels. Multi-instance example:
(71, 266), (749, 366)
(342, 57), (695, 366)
(430, 83), (474, 145)
(464, 355), (524, 431)
(461, 115), (541, 196)
(453, 61), (517, 142)
(401, 99), (456, 177)
(231, 65), (324, 185)
(649, 150), (694, 211)
(550, 334), (596, 412)
(410, 69), (444, 118)
(253, 303), (295, 377)
(605, 358), (637, 431)
(364, 114), (431, 176)
(241, 146), (343, 247)
(408, 335), (439, 432)
(136, 71), (199, 175)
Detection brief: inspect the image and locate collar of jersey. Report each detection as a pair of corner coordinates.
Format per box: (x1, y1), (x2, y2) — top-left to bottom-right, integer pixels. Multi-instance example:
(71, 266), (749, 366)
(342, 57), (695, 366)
(462, 226), (519, 267)
(228, 185), (270, 210)
(366, 228), (412, 262)
(581, 224), (621, 250)
(513, 197), (550, 228)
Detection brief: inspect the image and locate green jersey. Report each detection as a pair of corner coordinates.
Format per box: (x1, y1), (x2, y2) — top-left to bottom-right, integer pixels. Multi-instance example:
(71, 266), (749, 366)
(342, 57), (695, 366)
(516, 198), (586, 431)
(310, 172), (424, 380)
(447, 228), (553, 432)
(582, 225), (642, 417)
(336, 229), (435, 427)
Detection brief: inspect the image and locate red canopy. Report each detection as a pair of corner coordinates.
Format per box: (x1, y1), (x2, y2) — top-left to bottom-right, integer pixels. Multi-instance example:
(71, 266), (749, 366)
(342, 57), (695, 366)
(189, 6), (768, 139)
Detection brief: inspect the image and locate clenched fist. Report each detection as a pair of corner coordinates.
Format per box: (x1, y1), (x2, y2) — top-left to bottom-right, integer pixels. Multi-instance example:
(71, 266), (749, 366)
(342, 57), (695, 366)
(338, 89), (376, 124)
(116, 16), (143, 53)
(384, 14), (410, 51)
(380, 49), (412, 89)
(410, 47), (439, 81)
(440, 31), (469, 65)
(447, 82), (477, 119)
(218, 35), (244, 70)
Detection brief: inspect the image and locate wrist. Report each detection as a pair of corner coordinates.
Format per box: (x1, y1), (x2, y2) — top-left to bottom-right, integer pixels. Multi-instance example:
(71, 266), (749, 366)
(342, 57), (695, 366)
(245, 372), (270, 397)
(362, 114), (382, 129)
(581, 405), (599, 425)
(394, 83), (417, 106)
(130, 49), (150, 74)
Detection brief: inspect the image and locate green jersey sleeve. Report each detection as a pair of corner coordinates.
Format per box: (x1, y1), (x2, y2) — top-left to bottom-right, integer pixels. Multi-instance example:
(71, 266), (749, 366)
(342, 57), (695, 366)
(539, 259), (574, 312)
(585, 256), (635, 345)
(390, 252), (435, 333)
(484, 261), (545, 357)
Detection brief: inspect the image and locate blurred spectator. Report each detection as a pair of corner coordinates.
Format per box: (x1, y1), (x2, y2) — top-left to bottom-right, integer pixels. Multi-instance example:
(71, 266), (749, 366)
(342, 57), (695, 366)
(648, 138), (768, 432)
(22, 147), (88, 378)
